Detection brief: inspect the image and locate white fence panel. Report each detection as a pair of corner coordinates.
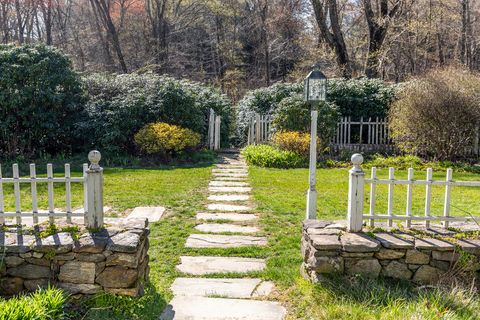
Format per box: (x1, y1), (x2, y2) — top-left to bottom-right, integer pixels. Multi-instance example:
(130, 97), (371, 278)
(346, 154), (480, 231)
(0, 151), (104, 228)
(208, 109), (221, 150)
(247, 113), (272, 145)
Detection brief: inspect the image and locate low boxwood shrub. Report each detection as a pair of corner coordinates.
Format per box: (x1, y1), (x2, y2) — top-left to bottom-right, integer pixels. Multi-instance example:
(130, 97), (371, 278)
(134, 122), (201, 156)
(241, 145), (307, 168)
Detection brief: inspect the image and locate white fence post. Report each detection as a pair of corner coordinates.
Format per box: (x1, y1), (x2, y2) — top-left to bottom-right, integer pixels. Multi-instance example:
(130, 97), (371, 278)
(214, 115), (221, 150)
(208, 109), (215, 150)
(347, 154), (365, 232)
(306, 110), (318, 220)
(85, 150), (104, 229)
(0, 165), (3, 225)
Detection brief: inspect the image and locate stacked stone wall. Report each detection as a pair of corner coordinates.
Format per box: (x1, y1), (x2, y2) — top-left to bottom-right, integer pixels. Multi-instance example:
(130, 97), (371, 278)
(301, 220), (480, 284)
(0, 220), (149, 297)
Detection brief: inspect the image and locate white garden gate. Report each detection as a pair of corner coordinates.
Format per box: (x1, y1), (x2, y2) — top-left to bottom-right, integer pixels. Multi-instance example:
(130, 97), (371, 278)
(246, 113), (272, 145)
(0, 151), (104, 228)
(207, 109), (222, 150)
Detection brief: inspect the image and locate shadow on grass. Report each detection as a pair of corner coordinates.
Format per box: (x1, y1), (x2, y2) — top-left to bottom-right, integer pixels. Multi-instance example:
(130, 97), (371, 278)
(318, 275), (478, 319)
(67, 282), (166, 320)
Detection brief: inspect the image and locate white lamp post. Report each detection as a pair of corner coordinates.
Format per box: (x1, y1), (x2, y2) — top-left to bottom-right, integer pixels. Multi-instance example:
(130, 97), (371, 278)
(304, 65), (327, 220)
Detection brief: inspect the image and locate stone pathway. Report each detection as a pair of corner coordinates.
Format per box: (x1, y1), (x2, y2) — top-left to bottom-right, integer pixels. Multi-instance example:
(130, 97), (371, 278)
(161, 152), (285, 320)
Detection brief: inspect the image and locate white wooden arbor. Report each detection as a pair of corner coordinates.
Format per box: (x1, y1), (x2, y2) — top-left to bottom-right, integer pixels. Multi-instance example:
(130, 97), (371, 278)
(0, 150), (105, 229)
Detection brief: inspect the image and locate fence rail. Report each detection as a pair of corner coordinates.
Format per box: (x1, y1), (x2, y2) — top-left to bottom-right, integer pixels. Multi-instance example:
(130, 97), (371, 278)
(347, 154), (480, 232)
(0, 151), (104, 228)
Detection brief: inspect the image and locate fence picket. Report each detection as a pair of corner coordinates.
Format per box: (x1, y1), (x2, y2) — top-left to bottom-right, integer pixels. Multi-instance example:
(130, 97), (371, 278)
(425, 168), (433, 228)
(369, 167), (377, 227)
(406, 168), (414, 228)
(30, 164), (38, 225)
(13, 164), (21, 224)
(47, 164), (55, 224)
(65, 164), (72, 223)
(443, 169), (453, 228)
(387, 167), (394, 227)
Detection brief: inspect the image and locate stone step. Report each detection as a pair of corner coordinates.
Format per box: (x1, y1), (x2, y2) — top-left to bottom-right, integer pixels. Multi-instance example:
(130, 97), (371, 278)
(208, 194), (250, 201)
(213, 176), (248, 181)
(212, 169), (248, 174)
(213, 173), (248, 178)
(176, 256), (266, 275)
(196, 212), (258, 222)
(209, 181), (249, 187)
(185, 234), (267, 248)
(209, 186), (251, 193)
(161, 297), (285, 320)
(195, 223), (260, 234)
(127, 206), (165, 222)
(207, 203), (253, 212)
(170, 278), (274, 298)
(216, 164), (247, 169)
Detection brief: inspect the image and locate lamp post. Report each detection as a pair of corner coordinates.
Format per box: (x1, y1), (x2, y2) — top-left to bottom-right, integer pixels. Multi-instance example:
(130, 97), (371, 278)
(304, 65), (327, 220)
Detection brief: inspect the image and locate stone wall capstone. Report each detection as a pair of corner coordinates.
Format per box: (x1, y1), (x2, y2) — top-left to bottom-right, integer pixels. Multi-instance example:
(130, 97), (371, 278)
(0, 219), (150, 297)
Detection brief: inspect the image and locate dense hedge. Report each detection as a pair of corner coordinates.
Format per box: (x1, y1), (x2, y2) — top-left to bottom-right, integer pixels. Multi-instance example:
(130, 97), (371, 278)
(0, 44), (84, 157)
(236, 79), (395, 143)
(81, 73), (232, 155)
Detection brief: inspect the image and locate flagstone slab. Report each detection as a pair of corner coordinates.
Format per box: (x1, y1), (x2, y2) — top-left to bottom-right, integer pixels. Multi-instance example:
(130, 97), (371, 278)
(185, 234), (267, 248)
(160, 296), (286, 320)
(207, 203), (253, 212)
(126, 206), (165, 222)
(213, 172), (248, 178)
(209, 186), (251, 193)
(209, 181), (250, 187)
(196, 212), (258, 222)
(176, 256), (266, 275)
(212, 169), (248, 174)
(170, 278), (274, 298)
(195, 223), (259, 234)
(213, 176), (248, 181)
(208, 194), (250, 201)
(216, 164), (247, 169)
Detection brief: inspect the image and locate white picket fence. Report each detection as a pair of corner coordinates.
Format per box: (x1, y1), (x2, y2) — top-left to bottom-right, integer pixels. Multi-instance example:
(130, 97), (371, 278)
(207, 109), (222, 150)
(0, 151), (104, 228)
(347, 154), (480, 232)
(247, 113), (272, 145)
(331, 116), (393, 152)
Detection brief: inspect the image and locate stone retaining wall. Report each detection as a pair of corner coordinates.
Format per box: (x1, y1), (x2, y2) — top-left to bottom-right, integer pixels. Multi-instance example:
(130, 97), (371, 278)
(301, 220), (480, 284)
(0, 219), (149, 297)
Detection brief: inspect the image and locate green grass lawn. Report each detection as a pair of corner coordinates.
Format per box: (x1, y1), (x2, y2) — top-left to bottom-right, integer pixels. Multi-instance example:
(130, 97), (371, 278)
(249, 166), (480, 319)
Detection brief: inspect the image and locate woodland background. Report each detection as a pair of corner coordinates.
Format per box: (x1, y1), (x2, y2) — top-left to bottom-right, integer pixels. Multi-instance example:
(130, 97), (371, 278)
(0, 0), (478, 101)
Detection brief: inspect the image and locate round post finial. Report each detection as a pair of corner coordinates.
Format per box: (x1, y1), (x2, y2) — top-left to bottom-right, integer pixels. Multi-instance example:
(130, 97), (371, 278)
(351, 153), (364, 172)
(88, 150), (102, 170)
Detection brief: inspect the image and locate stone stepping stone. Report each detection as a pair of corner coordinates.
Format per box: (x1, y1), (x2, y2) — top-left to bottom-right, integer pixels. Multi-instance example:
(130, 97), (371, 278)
(185, 234), (267, 248)
(195, 223), (259, 234)
(207, 203), (252, 212)
(216, 164), (247, 169)
(209, 186), (251, 193)
(161, 297), (285, 320)
(208, 194), (250, 201)
(170, 278), (274, 298)
(209, 181), (249, 187)
(213, 172), (248, 178)
(213, 176), (248, 181)
(177, 256), (266, 275)
(196, 212), (258, 222)
(126, 206), (165, 222)
(212, 169), (248, 174)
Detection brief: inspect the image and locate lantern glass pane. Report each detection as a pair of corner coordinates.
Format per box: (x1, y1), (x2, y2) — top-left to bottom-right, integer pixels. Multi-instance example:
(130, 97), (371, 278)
(308, 78), (326, 101)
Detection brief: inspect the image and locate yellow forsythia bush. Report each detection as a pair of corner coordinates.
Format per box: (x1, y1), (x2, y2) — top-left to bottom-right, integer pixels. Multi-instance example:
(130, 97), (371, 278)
(271, 131), (321, 157)
(134, 122), (201, 154)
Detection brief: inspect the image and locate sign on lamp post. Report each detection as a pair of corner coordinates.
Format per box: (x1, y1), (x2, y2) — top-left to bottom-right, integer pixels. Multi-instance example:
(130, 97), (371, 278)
(304, 65), (327, 220)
